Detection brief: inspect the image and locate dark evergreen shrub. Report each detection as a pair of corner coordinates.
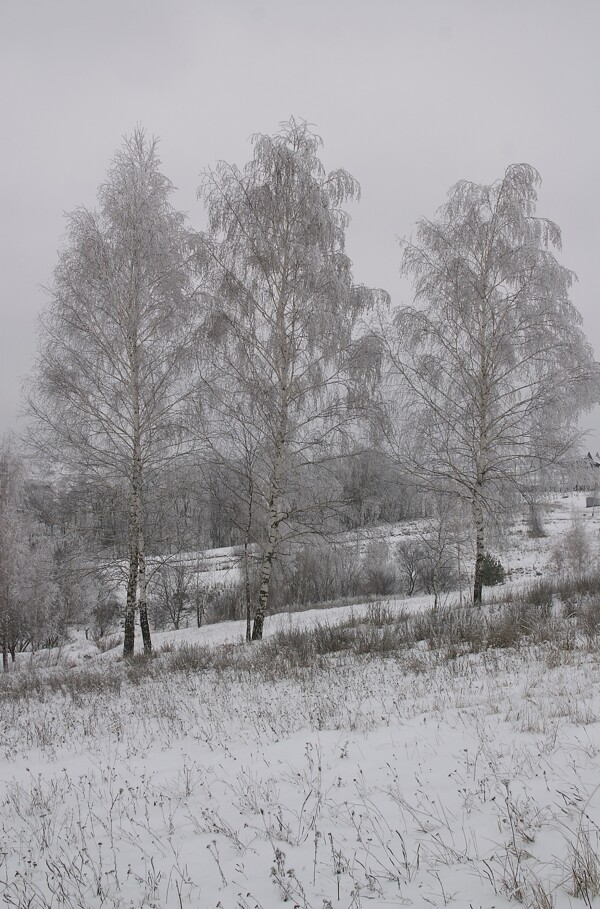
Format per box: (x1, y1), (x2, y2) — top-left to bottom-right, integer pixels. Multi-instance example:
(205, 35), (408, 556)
(480, 552), (505, 587)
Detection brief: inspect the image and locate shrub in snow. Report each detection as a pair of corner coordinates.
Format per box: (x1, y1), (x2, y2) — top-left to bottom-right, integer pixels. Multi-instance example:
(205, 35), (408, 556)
(480, 552), (506, 587)
(551, 513), (595, 579)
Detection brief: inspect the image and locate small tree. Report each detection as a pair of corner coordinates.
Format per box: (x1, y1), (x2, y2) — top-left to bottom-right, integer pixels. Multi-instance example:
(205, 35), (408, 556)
(0, 446), (27, 669)
(479, 552), (505, 587)
(150, 561), (192, 630)
(388, 164), (599, 604)
(396, 540), (423, 596)
(417, 500), (462, 608)
(527, 497), (547, 538)
(551, 513), (594, 579)
(362, 540), (397, 596)
(0, 444), (56, 667)
(92, 595), (121, 638)
(197, 118), (387, 639)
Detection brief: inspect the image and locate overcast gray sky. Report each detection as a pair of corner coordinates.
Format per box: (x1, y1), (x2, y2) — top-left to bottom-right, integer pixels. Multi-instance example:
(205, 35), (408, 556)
(1, 0), (599, 444)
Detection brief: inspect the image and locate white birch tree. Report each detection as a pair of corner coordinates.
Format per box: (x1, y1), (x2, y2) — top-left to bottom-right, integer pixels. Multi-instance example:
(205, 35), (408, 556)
(27, 129), (198, 654)
(197, 118), (387, 639)
(388, 164), (599, 603)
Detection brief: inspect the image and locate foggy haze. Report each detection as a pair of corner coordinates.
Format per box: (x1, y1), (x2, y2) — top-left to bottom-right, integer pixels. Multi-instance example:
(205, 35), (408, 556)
(1, 0), (599, 443)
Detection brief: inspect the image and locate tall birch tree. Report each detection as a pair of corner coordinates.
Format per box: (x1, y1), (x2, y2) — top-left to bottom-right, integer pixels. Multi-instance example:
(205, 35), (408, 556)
(28, 130), (197, 654)
(389, 164), (599, 603)
(197, 118), (386, 639)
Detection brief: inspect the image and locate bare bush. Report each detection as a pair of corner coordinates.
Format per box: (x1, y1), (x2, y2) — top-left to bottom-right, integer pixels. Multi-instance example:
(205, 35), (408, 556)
(362, 540), (398, 596)
(149, 562), (192, 630)
(94, 633), (122, 654)
(283, 542), (362, 609)
(396, 540), (424, 596)
(91, 596), (121, 638)
(551, 514), (595, 579)
(527, 499), (547, 538)
(204, 584), (245, 624)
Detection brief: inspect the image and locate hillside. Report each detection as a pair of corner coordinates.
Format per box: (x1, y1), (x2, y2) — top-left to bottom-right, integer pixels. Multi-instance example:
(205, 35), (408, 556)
(2, 493), (600, 908)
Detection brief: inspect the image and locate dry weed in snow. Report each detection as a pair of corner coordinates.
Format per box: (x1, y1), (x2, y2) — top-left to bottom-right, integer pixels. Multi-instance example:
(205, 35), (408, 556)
(2, 639), (600, 907)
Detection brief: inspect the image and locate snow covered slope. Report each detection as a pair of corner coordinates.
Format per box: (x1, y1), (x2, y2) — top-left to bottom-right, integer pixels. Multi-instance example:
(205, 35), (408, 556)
(2, 492), (600, 908)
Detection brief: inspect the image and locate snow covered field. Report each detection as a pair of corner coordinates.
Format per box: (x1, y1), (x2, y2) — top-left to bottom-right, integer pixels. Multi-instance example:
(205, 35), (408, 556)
(2, 494), (600, 908)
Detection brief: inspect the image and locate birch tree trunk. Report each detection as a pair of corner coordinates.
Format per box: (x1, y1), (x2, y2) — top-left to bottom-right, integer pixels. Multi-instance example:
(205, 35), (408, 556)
(473, 302), (490, 605)
(252, 431), (285, 640)
(252, 340), (289, 640)
(123, 489), (139, 656)
(123, 302), (148, 656)
(2, 581), (8, 673)
(244, 538), (252, 643)
(138, 529), (151, 654)
(472, 489), (486, 605)
(244, 464), (255, 642)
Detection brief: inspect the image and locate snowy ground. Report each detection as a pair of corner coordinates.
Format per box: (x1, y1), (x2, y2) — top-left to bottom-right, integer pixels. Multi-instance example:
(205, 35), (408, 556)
(2, 493), (600, 908)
